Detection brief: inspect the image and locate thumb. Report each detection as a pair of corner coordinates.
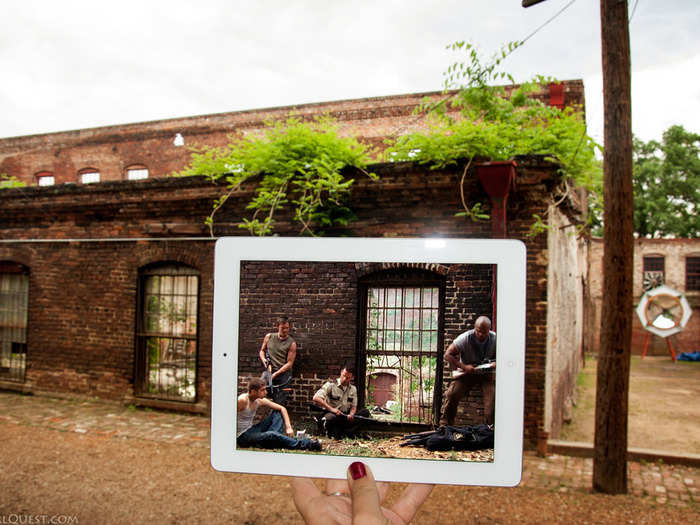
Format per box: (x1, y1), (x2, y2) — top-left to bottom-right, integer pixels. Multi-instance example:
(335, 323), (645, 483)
(347, 462), (387, 525)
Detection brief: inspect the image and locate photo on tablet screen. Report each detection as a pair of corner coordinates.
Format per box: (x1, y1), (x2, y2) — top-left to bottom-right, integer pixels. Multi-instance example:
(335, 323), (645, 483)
(236, 260), (495, 462)
(211, 238), (526, 486)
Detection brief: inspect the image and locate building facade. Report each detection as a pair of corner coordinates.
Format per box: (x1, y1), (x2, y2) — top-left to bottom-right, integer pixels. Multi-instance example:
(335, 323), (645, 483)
(0, 84), (588, 445)
(587, 238), (700, 357)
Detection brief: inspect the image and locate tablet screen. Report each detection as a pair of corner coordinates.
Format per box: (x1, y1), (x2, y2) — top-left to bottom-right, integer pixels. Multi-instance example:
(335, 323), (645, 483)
(211, 238), (525, 486)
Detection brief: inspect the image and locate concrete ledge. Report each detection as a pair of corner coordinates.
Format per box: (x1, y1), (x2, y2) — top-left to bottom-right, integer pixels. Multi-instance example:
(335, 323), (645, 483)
(0, 379), (33, 394)
(548, 439), (700, 468)
(126, 395), (209, 415)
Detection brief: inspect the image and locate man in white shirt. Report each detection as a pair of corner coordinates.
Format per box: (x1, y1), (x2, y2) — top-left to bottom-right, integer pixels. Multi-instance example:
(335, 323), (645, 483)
(237, 378), (321, 451)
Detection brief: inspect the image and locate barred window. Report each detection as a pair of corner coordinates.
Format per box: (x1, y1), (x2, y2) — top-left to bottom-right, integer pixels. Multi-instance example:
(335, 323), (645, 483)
(687, 257), (700, 291)
(360, 273), (444, 426)
(643, 255), (665, 291)
(0, 262), (29, 382)
(136, 264), (199, 402)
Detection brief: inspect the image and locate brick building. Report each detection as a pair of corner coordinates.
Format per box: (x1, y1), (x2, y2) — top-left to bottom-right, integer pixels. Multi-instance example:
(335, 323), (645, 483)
(587, 238), (700, 357)
(0, 84), (588, 446)
(0, 82), (583, 186)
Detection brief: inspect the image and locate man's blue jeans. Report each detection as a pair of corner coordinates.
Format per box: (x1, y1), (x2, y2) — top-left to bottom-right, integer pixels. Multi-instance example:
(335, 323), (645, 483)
(237, 411), (311, 450)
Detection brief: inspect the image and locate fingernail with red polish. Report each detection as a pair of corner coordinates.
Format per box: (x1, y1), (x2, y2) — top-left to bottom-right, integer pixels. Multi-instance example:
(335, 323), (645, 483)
(349, 461), (366, 480)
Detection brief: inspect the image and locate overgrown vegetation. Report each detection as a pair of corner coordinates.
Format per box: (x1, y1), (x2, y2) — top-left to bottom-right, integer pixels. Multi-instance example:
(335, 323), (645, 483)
(173, 117), (375, 236)
(631, 125), (699, 238)
(386, 41), (602, 231)
(176, 41), (603, 236)
(0, 173), (26, 189)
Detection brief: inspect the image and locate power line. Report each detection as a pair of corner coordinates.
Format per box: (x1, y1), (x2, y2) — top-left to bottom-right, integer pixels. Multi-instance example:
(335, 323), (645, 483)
(629, 0), (640, 22)
(521, 0), (578, 45)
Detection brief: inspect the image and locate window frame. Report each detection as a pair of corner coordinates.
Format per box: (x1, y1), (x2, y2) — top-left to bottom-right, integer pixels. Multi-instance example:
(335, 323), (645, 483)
(642, 254), (665, 291)
(125, 165), (149, 181)
(0, 262), (29, 383)
(357, 270), (445, 427)
(134, 263), (200, 403)
(686, 256), (700, 291)
(35, 171), (55, 186)
(78, 168), (100, 184)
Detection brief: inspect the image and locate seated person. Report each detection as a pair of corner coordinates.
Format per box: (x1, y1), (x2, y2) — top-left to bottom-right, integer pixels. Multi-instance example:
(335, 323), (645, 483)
(312, 363), (371, 439)
(238, 378), (321, 451)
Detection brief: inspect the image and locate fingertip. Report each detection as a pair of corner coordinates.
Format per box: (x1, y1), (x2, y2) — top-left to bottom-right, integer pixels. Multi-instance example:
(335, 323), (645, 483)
(347, 461), (383, 520)
(349, 461), (367, 480)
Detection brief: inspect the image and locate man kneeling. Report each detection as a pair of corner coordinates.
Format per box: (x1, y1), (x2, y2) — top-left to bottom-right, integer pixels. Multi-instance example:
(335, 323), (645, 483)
(237, 378), (321, 451)
(312, 363), (370, 439)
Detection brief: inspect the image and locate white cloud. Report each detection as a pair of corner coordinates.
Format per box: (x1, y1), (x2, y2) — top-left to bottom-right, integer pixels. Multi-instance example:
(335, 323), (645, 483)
(1, 1), (698, 141)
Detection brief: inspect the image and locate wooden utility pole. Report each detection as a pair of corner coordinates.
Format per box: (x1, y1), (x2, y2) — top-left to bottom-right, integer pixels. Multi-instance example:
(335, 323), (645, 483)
(594, 0), (634, 494)
(523, 0), (634, 494)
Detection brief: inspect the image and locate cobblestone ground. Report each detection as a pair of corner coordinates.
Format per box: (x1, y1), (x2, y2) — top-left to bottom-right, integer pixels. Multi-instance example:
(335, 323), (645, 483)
(0, 391), (696, 509)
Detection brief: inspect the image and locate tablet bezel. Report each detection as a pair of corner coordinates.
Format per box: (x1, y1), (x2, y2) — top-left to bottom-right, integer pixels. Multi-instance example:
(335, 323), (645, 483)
(211, 237), (526, 486)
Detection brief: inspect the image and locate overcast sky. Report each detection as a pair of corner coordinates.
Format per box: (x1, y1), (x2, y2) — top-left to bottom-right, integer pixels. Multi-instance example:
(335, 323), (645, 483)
(1, 1), (699, 145)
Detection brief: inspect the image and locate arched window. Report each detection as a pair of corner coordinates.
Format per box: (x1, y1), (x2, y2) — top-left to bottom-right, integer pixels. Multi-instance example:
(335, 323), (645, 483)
(78, 168), (100, 184)
(126, 164), (149, 181)
(35, 171), (55, 186)
(0, 262), (29, 382)
(135, 263), (199, 402)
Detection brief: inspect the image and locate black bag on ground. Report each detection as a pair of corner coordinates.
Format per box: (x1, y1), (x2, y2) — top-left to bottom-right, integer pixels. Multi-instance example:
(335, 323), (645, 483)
(400, 424), (494, 451)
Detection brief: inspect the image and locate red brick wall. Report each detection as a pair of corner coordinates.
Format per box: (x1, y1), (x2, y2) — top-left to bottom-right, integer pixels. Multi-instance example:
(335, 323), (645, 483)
(0, 158), (565, 445)
(0, 82), (585, 187)
(587, 238), (700, 356)
(0, 240), (214, 407)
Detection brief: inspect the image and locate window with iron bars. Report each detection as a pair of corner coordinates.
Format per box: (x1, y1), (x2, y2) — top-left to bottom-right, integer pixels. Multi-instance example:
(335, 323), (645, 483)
(359, 278), (444, 426)
(0, 262), (29, 383)
(687, 256), (700, 291)
(643, 255), (665, 291)
(136, 264), (199, 402)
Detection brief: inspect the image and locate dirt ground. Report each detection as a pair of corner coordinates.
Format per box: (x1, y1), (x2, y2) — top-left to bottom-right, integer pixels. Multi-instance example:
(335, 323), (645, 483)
(1, 355), (698, 524)
(1, 421), (696, 525)
(560, 355), (700, 454)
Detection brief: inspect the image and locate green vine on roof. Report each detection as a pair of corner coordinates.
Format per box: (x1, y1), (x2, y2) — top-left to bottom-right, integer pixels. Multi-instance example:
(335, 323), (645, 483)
(173, 116), (375, 236)
(0, 173), (26, 189)
(386, 41), (602, 233)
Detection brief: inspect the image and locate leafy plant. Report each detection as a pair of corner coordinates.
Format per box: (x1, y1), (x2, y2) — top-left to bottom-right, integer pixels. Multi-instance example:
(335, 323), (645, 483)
(0, 173), (26, 189)
(631, 125), (699, 238)
(386, 41), (602, 233)
(174, 116), (375, 236)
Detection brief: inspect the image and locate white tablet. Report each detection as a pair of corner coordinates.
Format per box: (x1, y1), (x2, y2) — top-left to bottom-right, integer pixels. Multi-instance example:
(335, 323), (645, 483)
(211, 237), (526, 486)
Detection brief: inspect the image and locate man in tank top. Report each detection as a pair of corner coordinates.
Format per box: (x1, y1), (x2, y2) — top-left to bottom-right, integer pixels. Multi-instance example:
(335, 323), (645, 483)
(237, 377), (321, 451)
(439, 316), (496, 427)
(259, 316), (297, 405)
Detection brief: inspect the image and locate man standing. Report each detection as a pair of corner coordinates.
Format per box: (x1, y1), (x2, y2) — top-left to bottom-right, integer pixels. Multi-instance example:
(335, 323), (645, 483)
(259, 316), (296, 405)
(312, 363), (371, 439)
(440, 316), (496, 427)
(237, 378), (321, 451)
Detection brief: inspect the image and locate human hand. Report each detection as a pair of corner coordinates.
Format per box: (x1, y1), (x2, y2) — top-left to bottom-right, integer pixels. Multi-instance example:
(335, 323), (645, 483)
(462, 364), (475, 374)
(286, 426), (294, 437)
(292, 461), (434, 525)
(347, 413), (355, 422)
